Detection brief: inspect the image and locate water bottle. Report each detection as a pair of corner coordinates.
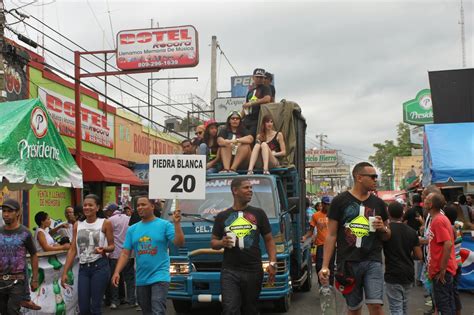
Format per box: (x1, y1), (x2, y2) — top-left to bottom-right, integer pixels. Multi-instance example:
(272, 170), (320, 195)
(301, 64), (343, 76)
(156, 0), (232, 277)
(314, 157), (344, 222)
(319, 285), (337, 315)
(231, 134), (238, 155)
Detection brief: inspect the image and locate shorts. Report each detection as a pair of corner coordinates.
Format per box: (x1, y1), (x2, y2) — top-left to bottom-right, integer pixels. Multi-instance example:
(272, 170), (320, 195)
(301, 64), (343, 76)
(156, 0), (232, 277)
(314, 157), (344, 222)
(343, 261), (384, 310)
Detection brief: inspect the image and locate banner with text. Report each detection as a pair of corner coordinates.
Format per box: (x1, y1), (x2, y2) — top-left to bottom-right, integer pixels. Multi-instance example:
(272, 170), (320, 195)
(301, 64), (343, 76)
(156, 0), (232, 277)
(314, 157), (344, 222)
(231, 75), (253, 98)
(38, 88), (114, 148)
(116, 25), (199, 71)
(149, 155), (206, 200)
(214, 97), (246, 122)
(312, 165), (350, 176)
(28, 186), (72, 230)
(305, 150), (338, 167)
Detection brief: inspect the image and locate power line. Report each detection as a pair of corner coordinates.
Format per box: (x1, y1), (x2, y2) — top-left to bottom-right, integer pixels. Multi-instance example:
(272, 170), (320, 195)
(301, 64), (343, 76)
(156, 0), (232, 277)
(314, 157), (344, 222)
(216, 43), (238, 76)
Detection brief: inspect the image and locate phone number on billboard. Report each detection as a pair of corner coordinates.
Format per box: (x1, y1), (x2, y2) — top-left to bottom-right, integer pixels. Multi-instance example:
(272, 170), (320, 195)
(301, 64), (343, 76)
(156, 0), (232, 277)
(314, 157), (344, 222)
(138, 60), (178, 68)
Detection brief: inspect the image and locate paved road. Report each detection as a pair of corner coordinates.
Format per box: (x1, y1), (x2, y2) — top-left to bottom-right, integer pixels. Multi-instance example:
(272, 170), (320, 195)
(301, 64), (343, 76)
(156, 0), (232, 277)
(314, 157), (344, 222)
(103, 274), (474, 314)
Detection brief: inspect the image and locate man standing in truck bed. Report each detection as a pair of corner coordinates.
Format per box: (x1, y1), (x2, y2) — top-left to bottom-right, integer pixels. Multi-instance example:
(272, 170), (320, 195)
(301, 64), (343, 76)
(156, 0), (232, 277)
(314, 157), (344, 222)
(211, 177), (277, 315)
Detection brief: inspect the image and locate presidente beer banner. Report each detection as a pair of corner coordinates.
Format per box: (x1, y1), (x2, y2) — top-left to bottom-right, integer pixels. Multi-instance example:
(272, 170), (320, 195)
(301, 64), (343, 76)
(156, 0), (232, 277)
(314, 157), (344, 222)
(116, 25), (199, 71)
(38, 88), (114, 149)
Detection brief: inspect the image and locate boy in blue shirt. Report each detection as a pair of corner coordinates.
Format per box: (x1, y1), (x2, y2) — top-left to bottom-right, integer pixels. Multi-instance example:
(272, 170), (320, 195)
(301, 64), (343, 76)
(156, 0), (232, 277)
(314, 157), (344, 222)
(111, 196), (184, 315)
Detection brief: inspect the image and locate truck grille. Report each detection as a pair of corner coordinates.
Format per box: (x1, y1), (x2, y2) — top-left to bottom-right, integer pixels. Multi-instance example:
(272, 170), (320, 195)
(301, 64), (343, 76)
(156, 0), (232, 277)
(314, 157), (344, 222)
(193, 261), (222, 272)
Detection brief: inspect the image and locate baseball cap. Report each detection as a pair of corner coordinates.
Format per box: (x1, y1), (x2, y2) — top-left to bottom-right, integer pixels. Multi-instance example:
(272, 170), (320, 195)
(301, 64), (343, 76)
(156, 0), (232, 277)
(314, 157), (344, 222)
(204, 119), (217, 129)
(253, 68), (266, 77)
(335, 261), (356, 294)
(321, 196), (333, 204)
(2, 198), (21, 211)
(104, 203), (119, 212)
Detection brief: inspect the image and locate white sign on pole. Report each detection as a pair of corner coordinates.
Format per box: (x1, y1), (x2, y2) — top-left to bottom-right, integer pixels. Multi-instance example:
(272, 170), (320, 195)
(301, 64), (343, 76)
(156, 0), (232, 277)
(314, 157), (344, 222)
(214, 97), (246, 122)
(149, 154), (206, 200)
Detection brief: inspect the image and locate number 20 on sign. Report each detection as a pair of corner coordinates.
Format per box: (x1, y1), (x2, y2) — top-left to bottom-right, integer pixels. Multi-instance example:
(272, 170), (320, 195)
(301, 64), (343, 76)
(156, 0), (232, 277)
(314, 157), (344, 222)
(149, 155), (206, 200)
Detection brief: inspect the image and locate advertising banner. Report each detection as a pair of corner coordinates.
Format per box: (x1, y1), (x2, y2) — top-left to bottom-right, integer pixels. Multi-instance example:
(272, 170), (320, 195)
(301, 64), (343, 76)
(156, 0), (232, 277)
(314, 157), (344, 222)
(305, 150), (338, 167)
(312, 165), (350, 176)
(410, 125), (424, 145)
(393, 156), (423, 190)
(103, 186), (118, 205)
(403, 89), (434, 125)
(214, 97), (246, 122)
(149, 155), (206, 200)
(4, 59), (28, 101)
(231, 75), (253, 97)
(459, 232), (474, 290)
(25, 254), (79, 314)
(38, 88), (114, 149)
(115, 116), (179, 163)
(116, 25), (199, 71)
(28, 186), (72, 230)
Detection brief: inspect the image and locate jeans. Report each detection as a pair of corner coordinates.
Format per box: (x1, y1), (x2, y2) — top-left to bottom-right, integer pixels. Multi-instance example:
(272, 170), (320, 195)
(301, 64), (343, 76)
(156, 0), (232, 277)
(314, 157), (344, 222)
(221, 268), (264, 315)
(0, 279), (24, 315)
(109, 258), (136, 305)
(315, 245), (335, 286)
(433, 272), (456, 315)
(78, 257), (111, 315)
(343, 261), (384, 311)
(385, 282), (412, 315)
(136, 282), (169, 315)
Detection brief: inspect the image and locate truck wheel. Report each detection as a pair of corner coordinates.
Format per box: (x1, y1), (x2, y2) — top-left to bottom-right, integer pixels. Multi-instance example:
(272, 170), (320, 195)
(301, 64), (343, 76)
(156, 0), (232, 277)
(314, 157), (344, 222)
(172, 300), (192, 314)
(274, 293), (291, 313)
(301, 265), (312, 292)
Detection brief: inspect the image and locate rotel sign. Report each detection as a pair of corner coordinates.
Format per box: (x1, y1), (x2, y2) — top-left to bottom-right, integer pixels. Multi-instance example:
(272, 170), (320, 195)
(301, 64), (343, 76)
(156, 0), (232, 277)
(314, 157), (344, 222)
(119, 29), (192, 45)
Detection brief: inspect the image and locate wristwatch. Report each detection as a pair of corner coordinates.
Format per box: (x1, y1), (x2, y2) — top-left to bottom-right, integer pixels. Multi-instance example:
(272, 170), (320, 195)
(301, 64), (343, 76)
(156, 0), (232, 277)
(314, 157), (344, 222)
(269, 261), (277, 268)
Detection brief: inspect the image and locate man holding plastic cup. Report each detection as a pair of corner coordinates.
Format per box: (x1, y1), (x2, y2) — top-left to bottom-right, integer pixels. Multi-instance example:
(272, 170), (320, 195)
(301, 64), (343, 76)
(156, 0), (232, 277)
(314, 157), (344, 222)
(211, 177), (277, 315)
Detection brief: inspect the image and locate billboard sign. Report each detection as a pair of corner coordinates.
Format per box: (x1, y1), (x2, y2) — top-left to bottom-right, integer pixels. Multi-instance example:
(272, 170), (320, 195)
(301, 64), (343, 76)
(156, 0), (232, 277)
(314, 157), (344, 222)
(305, 149), (338, 167)
(403, 89), (434, 125)
(116, 25), (199, 71)
(38, 88), (114, 148)
(312, 165), (350, 176)
(214, 97), (246, 122)
(231, 75), (253, 97)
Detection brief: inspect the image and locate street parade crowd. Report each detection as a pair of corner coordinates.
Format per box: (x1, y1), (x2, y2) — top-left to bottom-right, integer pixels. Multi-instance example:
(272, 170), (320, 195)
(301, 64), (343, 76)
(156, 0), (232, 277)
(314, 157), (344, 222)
(0, 67), (473, 315)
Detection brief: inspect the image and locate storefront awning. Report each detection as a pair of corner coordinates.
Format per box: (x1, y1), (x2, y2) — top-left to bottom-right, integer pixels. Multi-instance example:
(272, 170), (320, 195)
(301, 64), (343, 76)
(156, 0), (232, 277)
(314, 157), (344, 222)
(82, 157), (144, 186)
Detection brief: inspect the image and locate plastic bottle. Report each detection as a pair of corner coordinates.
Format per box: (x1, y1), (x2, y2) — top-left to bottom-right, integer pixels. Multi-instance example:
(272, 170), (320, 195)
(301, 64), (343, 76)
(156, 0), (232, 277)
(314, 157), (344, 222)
(231, 134), (238, 155)
(319, 285), (337, 315)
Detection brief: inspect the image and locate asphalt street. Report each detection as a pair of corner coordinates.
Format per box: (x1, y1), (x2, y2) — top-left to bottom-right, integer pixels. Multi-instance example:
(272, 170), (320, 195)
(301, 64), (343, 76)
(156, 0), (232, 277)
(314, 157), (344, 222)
(103, 273), (474, 315)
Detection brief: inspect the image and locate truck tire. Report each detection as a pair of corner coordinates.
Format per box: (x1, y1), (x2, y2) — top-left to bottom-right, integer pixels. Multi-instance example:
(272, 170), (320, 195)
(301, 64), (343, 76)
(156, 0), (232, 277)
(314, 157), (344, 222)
(301, 264), (312, 292)
(172, 300), (192, 314)
(274, 293), (291, 313)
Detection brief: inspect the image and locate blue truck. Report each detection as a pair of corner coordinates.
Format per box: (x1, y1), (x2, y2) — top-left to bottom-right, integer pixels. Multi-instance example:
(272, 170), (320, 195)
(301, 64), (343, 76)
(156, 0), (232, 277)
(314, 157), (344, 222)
(163, 101), (311, 313)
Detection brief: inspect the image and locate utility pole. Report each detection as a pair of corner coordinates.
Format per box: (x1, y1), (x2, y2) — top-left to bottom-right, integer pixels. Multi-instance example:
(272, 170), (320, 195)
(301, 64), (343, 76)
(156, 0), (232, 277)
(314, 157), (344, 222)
(459, 0), (466, 68)
(0, 0), (6, 102)
(210, 35), (217, 111)
(315, 133), (328, 150)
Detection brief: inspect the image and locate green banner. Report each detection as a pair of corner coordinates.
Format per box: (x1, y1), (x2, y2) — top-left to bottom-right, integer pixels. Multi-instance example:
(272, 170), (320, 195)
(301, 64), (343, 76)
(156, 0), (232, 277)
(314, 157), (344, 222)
(0, 98), (82, 188)
(28, 186), (72, 230)
(403, 89), (434, 125)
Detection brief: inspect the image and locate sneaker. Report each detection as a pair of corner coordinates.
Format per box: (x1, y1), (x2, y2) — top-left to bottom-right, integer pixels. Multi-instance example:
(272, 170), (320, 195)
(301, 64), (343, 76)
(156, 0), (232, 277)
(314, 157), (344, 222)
(424, 298), (432, 307)
(110, 303), (118, 310)
(20, 300), (41, 310)
(135, 304), (142, 311)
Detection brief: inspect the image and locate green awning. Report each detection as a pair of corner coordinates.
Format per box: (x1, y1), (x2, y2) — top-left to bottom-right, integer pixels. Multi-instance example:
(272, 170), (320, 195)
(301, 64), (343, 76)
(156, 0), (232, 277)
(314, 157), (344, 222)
(0, 98), (83, 189)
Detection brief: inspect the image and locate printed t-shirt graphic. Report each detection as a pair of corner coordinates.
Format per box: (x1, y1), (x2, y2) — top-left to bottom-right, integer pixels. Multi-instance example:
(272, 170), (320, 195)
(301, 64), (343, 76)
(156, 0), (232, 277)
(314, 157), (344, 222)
(123, 218), (175, 285)
(0, 226), (36, 275)
(225, 211), (257, 249)
(327, 191), (388, 265)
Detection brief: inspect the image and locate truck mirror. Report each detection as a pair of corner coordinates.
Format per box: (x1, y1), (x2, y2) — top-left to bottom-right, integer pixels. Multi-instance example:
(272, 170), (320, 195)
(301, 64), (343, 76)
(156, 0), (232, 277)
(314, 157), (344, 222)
(287, 197), (300, 214)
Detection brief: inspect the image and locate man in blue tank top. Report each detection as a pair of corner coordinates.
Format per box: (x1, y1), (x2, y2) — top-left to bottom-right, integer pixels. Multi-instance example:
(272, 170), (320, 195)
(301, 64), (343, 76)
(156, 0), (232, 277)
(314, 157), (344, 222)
(111, 196), (184, 315)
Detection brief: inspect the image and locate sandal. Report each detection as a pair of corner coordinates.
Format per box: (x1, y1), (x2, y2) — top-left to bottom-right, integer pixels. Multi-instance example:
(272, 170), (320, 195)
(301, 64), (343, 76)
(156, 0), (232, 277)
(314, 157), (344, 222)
(219, 169), (229, 174)
(247, 170), (254, 175)
(228, 169), (238, 174)
(263, 170), (270, 175)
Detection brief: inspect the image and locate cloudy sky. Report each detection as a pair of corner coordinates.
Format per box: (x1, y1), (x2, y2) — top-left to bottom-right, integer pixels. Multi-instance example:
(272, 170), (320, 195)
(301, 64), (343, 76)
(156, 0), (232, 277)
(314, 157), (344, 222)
(5, 0), (473, 165)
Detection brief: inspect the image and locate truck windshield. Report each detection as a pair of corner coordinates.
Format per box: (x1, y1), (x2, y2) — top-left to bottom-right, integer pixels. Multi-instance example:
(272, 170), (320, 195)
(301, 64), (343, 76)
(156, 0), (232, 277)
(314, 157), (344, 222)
(163, 176), (277, 221)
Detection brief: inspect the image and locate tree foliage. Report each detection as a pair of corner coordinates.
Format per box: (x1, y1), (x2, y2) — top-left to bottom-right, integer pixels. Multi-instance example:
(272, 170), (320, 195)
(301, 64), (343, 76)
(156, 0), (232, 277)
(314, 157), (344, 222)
(369, 123), (420, 190)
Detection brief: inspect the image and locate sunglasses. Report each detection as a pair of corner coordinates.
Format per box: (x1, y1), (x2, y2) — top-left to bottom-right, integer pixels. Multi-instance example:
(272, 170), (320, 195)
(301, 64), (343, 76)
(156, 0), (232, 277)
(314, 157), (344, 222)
(230, 117), (241, 121)
(195, 131), (203, 135)
(360, 174), (378, 180)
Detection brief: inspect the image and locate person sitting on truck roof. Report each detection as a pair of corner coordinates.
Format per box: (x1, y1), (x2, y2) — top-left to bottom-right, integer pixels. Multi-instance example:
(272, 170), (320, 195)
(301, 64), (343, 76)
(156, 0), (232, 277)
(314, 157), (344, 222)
(217, 111), (253, 173)
(198, 119), (222, 173)
(247, 114), (286, 175)
(264, 72), (276, 102)
(181, 139), (195, 155)
(241, 68), (272, 139)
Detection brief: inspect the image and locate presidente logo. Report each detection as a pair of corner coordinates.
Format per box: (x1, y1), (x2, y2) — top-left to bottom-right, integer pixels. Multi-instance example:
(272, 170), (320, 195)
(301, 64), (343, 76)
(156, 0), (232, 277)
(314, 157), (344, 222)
(348, 215), (370, 238)
(229, 216), (255, 238)
(31, 107), (48, 139)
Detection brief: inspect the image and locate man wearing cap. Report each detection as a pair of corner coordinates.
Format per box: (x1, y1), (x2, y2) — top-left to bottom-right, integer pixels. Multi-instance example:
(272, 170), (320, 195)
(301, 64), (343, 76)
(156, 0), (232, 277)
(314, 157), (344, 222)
(106, 203), (136, 309)
(0, 198), (40, 314)
(242, 68), (272, 138)
(302, 195), (335, 286)
(264, 72), (276, 102)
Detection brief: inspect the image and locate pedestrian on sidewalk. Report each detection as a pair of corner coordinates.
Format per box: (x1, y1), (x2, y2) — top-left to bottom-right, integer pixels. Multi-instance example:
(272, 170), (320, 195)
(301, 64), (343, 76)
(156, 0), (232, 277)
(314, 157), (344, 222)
(302, 195), (335, 286)
(111, 195), (184, 315)
(383, 201), (422, 315)
(61, 194), (115, 315)
(426, 193), (457, 315)
(0, 198), (41, 314)
(319, 162), (391, 315)
(211, 177), (277, 315)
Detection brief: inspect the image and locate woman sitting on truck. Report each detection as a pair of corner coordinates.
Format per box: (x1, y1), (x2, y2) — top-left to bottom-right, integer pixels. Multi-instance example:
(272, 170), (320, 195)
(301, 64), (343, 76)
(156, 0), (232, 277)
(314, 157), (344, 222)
(217, 111), (254, 173)
(247, 114), (286, 175)
(198, 119), (222, 173)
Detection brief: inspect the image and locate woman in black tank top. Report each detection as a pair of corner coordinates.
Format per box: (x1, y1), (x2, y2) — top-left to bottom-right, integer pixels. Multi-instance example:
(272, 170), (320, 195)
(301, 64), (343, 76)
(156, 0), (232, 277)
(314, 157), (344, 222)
(247, 114), (286, 175)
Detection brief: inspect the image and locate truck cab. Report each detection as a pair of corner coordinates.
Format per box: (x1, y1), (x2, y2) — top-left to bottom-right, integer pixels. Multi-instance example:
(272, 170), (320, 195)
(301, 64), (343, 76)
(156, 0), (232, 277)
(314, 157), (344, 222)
(163, 101), (311, 313)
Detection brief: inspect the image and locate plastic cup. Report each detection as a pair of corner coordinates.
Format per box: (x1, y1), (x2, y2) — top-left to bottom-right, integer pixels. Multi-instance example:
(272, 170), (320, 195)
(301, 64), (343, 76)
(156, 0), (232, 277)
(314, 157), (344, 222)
(226, 232), (236, 247)
(369, 216), (376, 232)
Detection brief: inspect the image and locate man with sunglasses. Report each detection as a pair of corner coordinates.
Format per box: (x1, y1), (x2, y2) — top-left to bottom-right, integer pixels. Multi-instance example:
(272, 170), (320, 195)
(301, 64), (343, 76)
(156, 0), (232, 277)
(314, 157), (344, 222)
(319, 162), (390, 315)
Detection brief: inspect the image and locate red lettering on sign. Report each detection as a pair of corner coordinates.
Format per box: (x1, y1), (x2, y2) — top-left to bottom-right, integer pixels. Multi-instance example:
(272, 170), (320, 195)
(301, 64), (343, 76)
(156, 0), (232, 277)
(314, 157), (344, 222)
(136, 32), (152, 43)
(63, 101), (75, 118)
(119, 28), (193, 45)
(180, 29), (191, 40)
(46, 94), (62, 113)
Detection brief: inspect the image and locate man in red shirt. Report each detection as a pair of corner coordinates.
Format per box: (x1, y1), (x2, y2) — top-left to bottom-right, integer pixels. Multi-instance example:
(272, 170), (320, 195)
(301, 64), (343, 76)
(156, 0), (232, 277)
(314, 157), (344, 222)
(426, 193), (457, 315)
